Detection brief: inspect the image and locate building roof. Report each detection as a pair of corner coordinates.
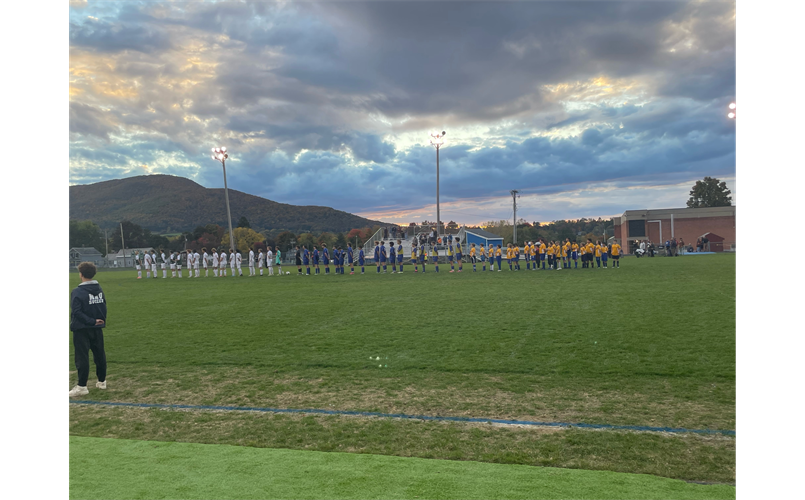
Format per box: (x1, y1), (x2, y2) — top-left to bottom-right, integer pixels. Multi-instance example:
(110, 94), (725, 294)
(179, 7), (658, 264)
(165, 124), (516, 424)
(111, 247), (155, 257)
(618, 206), (735, 221)
(465, 228), (504, 240)
(70, 247), (103, 254)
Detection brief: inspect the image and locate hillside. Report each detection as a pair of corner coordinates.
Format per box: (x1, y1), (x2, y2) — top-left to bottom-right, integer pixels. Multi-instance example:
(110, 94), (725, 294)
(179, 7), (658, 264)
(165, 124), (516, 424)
(69, 175), (384, 233)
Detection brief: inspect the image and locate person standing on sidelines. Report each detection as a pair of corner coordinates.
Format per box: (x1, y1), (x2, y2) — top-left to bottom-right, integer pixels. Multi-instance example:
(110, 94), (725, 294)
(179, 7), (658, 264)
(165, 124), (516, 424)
(228, 248), (236, 277)
(348, 243), (355, 275)
(411, 239), (419, 272)
(248, 248), (256, 276)
(358, 246), (366, 274)
(169, 251), (177, 277)
(69, 262), (107, 397)
(258, 248), (265, 276)
(374, 241), (381, 274)
(601, 243), (609, 268)
(218, 249), (227, 277)
(311, 246), (319, 275)
(322, 243), (330, 275)
(202, 248), (209, 277)
(160, 249), (168, 278)
(193, 249), (201, 277)
(150, 250), (158, 278)
(275, 247), (283, 275)
(235, 249), (243, 276)
(211, 248), (219, 277)
(389, 242), (397, 273)
(470, 243), (477, 272)
(303, 246), (311, 275)
(295, 246), (303, 276)
(611, 241), (621, 268)
(266, 247), (274, 276)
(187, 250), (195, 278)
(397, 240), (404, 273)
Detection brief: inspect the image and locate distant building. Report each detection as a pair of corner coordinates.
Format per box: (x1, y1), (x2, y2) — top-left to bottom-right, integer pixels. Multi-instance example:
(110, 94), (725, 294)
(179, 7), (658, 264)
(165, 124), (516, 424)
(455, 227), (504, 255)
(109, 247), (155, 267)
(613, 206), (735, 254)
(69, 247), (104, 268)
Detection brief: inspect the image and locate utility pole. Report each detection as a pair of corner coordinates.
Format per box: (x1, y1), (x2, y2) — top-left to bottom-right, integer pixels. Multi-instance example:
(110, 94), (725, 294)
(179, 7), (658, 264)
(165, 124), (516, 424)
(120, 222), (126, 266)
(104, 229), (108, 258)
(510, 190), (519, 245)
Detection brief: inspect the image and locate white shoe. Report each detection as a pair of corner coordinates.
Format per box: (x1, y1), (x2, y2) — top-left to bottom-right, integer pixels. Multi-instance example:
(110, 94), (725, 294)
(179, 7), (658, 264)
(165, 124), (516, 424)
(96, 381), (107, 390)
(69, 385), (89, 397)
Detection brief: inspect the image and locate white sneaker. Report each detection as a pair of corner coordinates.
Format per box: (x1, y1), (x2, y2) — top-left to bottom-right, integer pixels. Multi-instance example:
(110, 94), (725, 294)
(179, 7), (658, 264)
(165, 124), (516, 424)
(69, 385), (89, 397)
(96, 381), (107, 390)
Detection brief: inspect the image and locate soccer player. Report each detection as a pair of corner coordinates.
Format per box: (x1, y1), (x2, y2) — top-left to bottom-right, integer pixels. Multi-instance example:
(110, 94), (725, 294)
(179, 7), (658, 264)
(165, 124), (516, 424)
(397, 240), (404, 273)
(249, 248), (256, 276)
(380, 241), (388, 273)
(186, 250), (195, 278)
(218, 249), (227, 276)
(322, 243), (330, 275)
(389, 242), (396, 273)
(530, 242), (537, 271)
(202, 248), (209, 277)
(470, 243), (477, 272)
(311, 246), (318, 275)
(546, 241), (555, 270)
(611, 241), (621, 268)
(506, 244), (513, 271)
(295, 246), (303, 275)
(374, 241), (381, 274)
(236, 249), (244, 276)
(479, 244), (486, 271)
(347, 243), (355, 275)
(159, 249), (168, 278)
(194, 249), (201, 277)
(303, 246), (310, 276)
(496, 244), (503, 271)
(275, 247), (283, 274)
(586, 239), (595, 270)
(419, 242), (427, 273)
(523, 242), (530, 270)
(257, 248), (264, 276)
(513, 244), (520, 271)
(229, 249), (236, 277)
(455, 238), (463, 272)
(332, 247), (340, 275)
(447, 241), (454, 272)
(595, 241), (602, 268)
(169, 251), (177, 277)
(358, 246), (366, 274)
(134, 250), (143, 279)
(266, 247), (274, 276)
(69, 262), (107, 397)
(150, 250), (158, 278)
(431, 244), (439, 272)
(571, 241), (579, 269)
(411, 240), (419, 272)
(176, 250), (185, 278)
(211, 249), (219, 277)
(601, 242), (609, 268)
(339, 247), (346, 274)
(143, 250), (153, 279)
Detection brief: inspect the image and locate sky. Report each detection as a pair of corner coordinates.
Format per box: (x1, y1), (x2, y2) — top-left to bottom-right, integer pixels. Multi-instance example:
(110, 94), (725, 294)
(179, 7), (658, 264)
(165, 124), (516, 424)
(68, 0), (736, 226)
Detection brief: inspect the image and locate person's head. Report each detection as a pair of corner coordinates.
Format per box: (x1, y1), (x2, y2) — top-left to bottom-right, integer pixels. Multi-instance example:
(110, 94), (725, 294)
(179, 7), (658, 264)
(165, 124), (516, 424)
(78, 262), (97, 281)
(497, 244), (501, 248)
(295, 245), (299, 250)
(471, 243), (476, 247)
(202, 247), (207, 253)
(375, 241), (379, 246)
(397, 239), (401, 244)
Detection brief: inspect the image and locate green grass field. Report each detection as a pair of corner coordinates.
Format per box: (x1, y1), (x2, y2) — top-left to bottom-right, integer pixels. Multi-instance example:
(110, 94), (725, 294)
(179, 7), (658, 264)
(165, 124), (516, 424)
(69, 254), (736, 497)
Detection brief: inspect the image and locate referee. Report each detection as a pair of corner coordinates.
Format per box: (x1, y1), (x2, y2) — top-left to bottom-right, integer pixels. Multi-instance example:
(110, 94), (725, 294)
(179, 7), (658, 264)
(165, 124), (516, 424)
(69, 262), (108, 398)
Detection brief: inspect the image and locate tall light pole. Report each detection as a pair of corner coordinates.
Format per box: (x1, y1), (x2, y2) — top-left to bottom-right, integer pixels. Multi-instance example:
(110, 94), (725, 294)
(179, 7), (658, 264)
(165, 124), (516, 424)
(429, 131), (446, 237)
(211, 146), (236, 253)
(727, 102), (736, 119)
(510, 190), (519, 244)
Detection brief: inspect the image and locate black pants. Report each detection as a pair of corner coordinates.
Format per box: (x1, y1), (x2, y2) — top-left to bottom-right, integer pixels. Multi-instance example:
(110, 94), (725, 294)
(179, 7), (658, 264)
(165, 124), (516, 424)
(73, 328), (107, 386)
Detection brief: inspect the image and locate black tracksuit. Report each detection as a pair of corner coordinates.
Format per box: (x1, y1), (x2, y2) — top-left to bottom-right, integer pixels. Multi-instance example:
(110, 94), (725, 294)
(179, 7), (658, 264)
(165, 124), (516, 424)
(70, 280), (107, 387)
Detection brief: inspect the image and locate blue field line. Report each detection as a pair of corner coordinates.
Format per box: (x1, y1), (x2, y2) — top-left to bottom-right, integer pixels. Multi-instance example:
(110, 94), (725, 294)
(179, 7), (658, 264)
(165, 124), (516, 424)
(69, 400), (735, 436)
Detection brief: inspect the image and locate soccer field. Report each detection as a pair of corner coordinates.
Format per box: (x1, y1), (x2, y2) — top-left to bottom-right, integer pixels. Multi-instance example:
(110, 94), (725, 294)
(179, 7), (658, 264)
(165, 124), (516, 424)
(69, 254), (736, 494)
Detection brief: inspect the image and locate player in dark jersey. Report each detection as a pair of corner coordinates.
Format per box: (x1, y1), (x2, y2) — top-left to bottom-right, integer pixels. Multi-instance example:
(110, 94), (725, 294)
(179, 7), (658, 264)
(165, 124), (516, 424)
(396, 240), (404, 273)
(312, 246), (320, 275)
(358, 247), (366, 274)
(322, 243), (330, 275)
(303, 246), (310, 275)
(389, 243), (396, 273)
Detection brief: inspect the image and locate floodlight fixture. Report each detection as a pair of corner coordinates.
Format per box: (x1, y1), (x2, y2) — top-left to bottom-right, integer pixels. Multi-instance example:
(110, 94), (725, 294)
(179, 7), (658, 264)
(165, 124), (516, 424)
(727, 102), (736, 119)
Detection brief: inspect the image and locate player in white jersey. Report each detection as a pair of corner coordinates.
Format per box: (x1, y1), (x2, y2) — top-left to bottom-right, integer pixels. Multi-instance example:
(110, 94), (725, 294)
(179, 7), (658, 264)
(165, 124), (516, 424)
(170, 251), (177, 277)
(143, 251), (153, 278)
(160, 250), (168, 278)
(219, 250), (227, 276)
(176, 251), (183, 278)
(148, 250), (156, 278)
(266, 249), (274, 276)
(186, 250), (194, 278)
(229, 249), (236, 277)
(211, 248), (219, 277)
(193, 250), (201, 277)
(248, 249), (255, 276)
(257, 249), (264, 276)
(235, 250), (243, 276)
(134, 250), (142, 279)
(202, 248), (209, 277)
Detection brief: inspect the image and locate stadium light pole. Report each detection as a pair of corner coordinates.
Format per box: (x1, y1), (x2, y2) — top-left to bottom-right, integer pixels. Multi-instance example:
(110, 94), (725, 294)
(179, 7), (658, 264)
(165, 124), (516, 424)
(429, 131), (446, 237)
(211, 147), (236, 253)
(727, 102), (736, 119)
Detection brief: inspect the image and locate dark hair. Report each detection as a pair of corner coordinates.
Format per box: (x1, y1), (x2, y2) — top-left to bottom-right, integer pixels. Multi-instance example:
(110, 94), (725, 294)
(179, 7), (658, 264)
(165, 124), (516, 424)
(78, 262), (97, 279)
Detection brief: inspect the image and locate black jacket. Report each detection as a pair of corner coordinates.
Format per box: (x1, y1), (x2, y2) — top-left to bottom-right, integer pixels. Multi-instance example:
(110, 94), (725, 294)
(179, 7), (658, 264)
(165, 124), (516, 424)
(70, 281), (107, 332)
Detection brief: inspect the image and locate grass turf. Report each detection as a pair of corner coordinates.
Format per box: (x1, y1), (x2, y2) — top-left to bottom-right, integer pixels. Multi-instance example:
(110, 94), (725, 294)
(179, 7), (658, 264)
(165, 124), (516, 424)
(69, 254), (735, 484)
(70, 436), (735, 500)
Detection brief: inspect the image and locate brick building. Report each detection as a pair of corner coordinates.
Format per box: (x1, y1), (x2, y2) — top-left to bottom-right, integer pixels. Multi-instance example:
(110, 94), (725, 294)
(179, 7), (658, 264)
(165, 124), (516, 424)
(612, 206), (735, 254)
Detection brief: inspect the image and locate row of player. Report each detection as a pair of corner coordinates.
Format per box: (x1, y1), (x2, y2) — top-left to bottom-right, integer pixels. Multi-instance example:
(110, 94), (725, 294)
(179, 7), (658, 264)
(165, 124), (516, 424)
(132, 238), (623, 278)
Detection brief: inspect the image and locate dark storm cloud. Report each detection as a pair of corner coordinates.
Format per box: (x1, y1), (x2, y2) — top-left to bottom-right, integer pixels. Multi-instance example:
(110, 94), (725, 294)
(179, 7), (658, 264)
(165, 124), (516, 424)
(69, 102), (117, 140)
(69, 17), (172, 54)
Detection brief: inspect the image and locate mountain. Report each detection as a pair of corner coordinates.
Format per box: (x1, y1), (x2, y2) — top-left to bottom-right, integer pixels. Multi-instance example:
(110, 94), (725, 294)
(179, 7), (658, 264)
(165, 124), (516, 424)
(69, 175), (384, 233)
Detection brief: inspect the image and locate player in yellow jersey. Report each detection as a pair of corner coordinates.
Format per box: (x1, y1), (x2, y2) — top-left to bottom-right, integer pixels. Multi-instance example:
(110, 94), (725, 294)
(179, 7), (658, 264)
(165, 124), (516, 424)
(562, 239), (570, 269)
(506, 244), (513, 271)
(571, 241), (579, 269)
(523, 242), (530, 270)
(601, 241), (609, 268)
(529, 242), (537, 271)
(514, 244), (520, 271)
(479, 244), (486, 271)
(432, 245), (440, 272)
(495, 244), (503, 271)
(546, 241), (554, 270)
(594, 241), (603, 268)
(579, 241), (587, 268)
(586, 240), (595, 270)
(611, 241), (621, 268)
(470, 243), (477, 272)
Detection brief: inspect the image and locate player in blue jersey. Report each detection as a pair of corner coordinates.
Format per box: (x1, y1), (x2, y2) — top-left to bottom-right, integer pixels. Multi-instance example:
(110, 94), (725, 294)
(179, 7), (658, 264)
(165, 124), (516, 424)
(374, 241), (381, 273)
(303, 246), (310, 275)
(396, 240), (404, 273)
(312, 246), (320, 275)
(358, 247), (366, 274)
(455, 238), (463, 272)
(347, 243), (355, 275)
(389, 242), (396, 273)
(339, 247), (346, 274)
(411, 240), (418, 272)
(380, 241), (388, 273)
(322, 243), (330, 275)
(419, 242), (427, 272)
(431, 245), (439, 272)
(332, 247), (340, 275)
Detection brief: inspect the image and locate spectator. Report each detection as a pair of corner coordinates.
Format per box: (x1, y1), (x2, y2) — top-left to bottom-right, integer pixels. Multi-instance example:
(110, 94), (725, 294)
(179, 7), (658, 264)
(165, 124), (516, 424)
(702, 236), (709, 252)
(665, 240), (671, 256)
(671, 238), (678, 256)
(696, 238), (703, 252)
(678, 238), (685, 255)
